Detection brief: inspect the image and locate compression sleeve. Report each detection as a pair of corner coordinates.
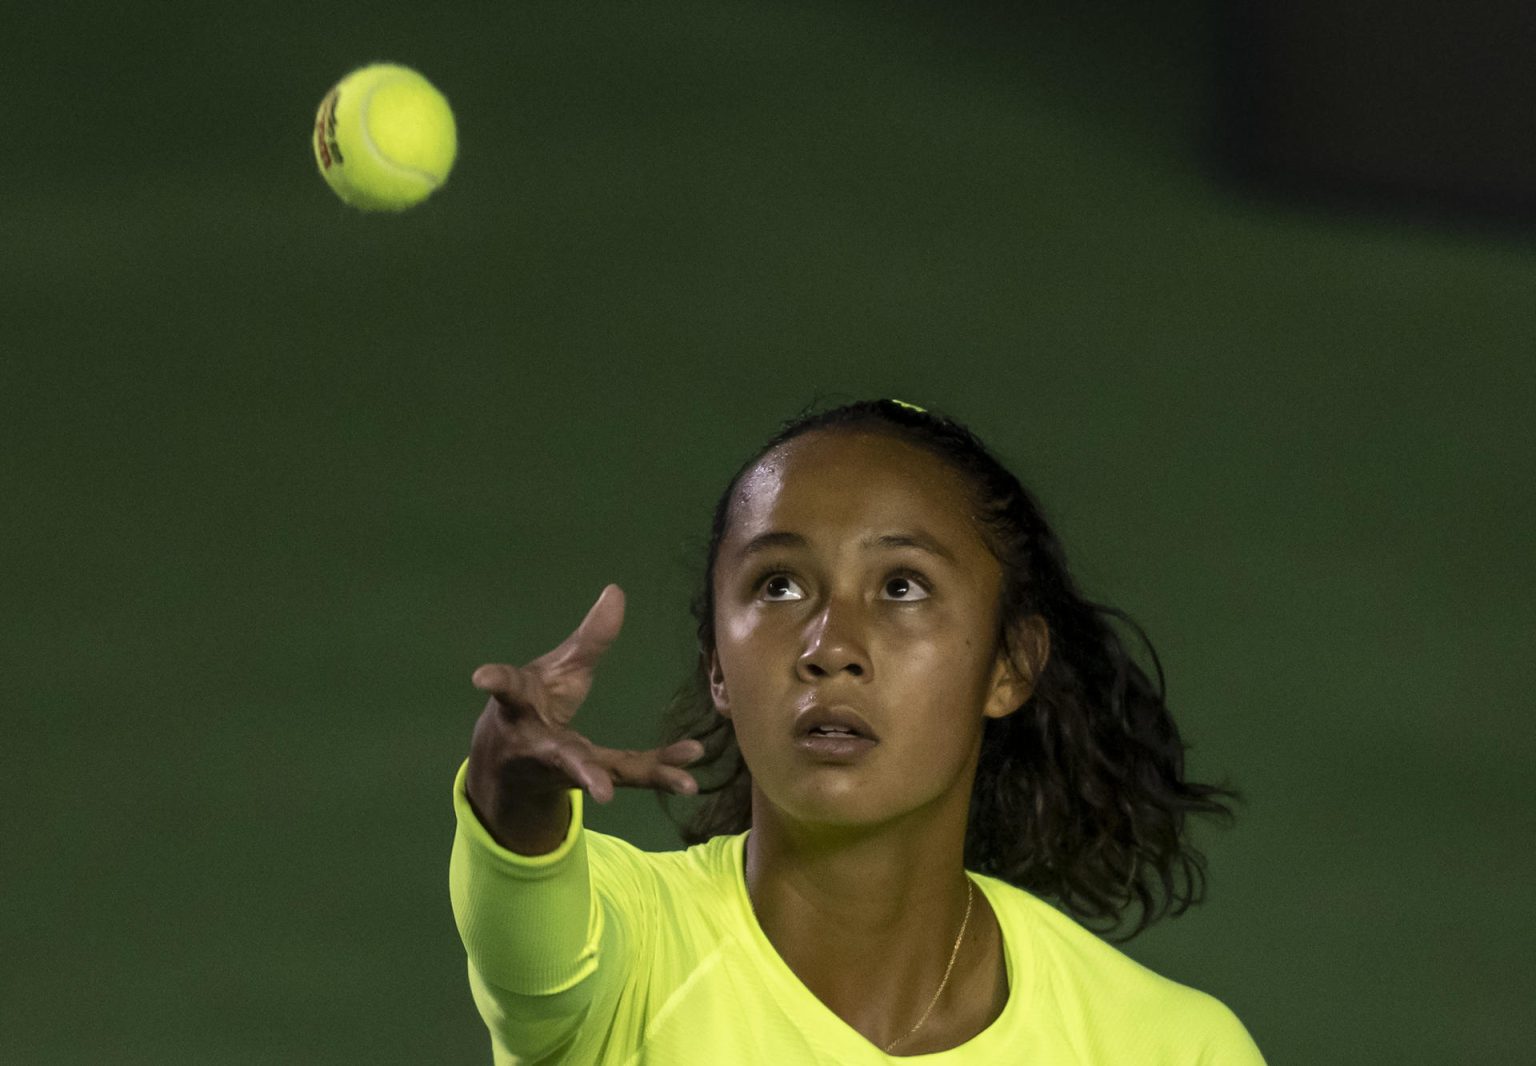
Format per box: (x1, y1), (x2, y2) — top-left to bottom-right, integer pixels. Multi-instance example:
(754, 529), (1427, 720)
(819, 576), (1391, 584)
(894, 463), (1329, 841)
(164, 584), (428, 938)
(448, 758), (608, 1063)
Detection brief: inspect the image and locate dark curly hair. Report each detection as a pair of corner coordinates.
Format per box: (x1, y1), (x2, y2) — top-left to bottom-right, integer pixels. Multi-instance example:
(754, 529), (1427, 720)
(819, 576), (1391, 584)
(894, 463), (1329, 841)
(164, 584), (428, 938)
(652, 395), (1246, 944)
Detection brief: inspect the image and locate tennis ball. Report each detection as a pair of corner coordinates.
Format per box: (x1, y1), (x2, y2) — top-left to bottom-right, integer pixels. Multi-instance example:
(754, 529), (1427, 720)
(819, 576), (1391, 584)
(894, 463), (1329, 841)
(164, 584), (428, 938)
(313, 63), (457, 211)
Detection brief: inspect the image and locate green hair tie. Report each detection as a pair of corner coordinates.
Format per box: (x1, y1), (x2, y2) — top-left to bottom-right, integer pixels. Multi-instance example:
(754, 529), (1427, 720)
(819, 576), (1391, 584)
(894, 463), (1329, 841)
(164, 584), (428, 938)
(888, 399), (927, 414)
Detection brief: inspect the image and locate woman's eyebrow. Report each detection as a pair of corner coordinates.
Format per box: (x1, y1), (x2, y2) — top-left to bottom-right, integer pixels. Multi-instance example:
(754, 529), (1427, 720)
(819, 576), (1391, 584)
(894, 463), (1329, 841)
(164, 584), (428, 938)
(734, 529), (956, 565)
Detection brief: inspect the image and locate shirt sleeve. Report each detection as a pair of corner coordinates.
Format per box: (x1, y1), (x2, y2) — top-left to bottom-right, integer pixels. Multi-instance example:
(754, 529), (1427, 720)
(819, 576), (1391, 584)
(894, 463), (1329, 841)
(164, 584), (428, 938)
(448, 757), (627, 1064)
(1197, 997), (1268, 1066)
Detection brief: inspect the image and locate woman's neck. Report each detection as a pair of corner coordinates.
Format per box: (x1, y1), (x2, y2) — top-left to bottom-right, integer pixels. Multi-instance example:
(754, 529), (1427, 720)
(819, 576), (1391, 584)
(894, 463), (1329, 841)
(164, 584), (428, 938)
(743, 806), (991, 1050)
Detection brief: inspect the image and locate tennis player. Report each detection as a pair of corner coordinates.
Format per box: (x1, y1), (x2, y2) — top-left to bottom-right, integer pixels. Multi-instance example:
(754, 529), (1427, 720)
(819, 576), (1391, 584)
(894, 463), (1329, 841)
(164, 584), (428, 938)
(450, 398), (1267, 1063)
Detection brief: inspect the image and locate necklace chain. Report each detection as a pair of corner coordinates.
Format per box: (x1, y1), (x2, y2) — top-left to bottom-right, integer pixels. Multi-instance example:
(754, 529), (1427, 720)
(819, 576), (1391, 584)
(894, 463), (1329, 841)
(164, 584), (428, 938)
(883, 878), (974, 1054)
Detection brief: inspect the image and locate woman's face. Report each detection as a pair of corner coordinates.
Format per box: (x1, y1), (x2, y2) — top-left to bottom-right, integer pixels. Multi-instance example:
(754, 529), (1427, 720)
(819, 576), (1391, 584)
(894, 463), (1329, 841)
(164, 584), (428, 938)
(709, 429), (1039, 829)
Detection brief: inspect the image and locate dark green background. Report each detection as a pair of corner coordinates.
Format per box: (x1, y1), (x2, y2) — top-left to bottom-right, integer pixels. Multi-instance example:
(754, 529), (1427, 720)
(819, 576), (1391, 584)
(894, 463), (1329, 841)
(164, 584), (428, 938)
(4, 2), (1532, 1063)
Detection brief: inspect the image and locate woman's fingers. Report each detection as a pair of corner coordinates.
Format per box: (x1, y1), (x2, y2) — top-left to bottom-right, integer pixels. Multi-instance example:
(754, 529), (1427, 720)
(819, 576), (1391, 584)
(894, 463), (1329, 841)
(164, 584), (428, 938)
(543, 584), (626, 676)
(668, 771), (698, 795)
(580, 760), (616, 804)
(477, 586), (630, 729)
(576, 741), (705, 798)
(661, 740), (704, 793)
(658, 739), (706, 765)
(471, 663), (529, 709)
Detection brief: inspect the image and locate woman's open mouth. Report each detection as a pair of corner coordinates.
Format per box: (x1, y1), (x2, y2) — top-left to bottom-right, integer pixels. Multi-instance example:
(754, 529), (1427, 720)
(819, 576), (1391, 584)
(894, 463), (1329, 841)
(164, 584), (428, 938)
(794, 731), (879, 760)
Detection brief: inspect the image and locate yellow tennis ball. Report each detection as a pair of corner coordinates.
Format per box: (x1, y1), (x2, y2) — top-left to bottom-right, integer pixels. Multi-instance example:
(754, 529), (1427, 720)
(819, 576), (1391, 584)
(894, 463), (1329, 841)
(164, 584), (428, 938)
(312, 63), (457, 211)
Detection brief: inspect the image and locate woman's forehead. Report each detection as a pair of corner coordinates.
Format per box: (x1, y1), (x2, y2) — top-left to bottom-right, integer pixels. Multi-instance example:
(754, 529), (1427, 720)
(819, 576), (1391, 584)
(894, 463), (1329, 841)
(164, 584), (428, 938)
(730, 432), (975, 543)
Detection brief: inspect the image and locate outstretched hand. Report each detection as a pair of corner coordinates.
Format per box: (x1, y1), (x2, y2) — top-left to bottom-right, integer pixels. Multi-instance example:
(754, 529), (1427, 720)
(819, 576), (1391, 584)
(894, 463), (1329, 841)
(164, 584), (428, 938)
(466, 585), (704, 825)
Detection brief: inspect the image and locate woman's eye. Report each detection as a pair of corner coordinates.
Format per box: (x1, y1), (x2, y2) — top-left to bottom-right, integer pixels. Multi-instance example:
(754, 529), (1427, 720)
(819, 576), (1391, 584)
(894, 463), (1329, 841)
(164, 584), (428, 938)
(883, 573), (930, 601)
(756, 571), (931, 602)
(761, 575), (799, 600)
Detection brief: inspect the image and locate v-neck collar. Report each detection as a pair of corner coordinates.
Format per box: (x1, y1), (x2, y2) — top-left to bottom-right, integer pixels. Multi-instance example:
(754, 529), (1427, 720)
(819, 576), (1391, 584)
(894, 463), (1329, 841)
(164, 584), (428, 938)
(724, 829), (1033, 1060)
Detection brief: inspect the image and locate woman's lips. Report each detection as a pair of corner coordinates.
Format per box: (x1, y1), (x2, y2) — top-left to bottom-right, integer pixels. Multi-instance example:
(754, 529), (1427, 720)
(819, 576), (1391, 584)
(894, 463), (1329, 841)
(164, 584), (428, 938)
(795, 732), (879, 760)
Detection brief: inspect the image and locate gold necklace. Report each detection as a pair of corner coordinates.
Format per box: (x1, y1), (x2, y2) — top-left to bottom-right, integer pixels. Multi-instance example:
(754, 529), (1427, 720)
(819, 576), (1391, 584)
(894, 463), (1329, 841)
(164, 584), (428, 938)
(883, 879), (974, 1054)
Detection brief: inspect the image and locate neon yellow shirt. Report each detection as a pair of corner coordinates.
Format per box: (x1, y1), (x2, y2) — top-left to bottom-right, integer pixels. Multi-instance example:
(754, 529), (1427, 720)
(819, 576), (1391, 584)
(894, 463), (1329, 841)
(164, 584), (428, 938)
(449, 759), (1266, 1064)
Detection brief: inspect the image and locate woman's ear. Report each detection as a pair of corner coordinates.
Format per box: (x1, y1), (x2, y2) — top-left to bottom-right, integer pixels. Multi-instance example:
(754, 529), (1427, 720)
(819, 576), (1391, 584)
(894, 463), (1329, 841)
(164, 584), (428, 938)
(985, 613), (1050, 720)
(708, 650), (732, 719)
